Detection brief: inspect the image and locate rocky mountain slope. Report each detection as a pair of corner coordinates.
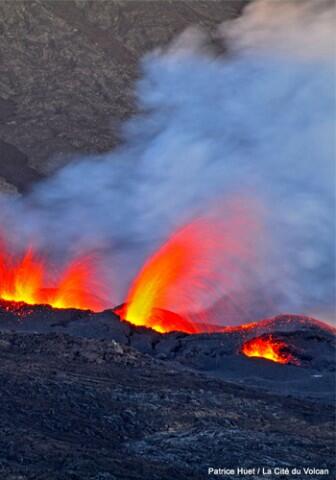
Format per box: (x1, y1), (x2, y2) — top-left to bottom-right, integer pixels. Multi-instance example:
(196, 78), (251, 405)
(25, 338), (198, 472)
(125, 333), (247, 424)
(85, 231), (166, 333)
(0, 0), (246, 194)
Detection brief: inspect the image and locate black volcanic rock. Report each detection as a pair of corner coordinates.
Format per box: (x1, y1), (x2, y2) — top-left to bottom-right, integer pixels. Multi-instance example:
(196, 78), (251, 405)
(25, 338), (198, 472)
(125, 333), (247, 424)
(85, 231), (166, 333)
(0, 300), (335, 403)
(0, 0), (247, 192)
(0, 139), (43, 192)
(0, 330), (334, 480)
(0, 96), (16, 122)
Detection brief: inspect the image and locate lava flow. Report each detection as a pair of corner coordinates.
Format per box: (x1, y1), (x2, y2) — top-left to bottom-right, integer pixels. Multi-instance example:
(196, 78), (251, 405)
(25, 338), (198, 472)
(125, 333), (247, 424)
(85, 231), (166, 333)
(0, 243), (107, 312)
(241, 335), (299, 365)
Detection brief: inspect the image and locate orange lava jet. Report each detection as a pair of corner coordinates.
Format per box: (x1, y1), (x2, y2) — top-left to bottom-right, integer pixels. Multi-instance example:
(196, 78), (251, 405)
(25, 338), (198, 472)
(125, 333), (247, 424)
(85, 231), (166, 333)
(0, 243), (107, 311)
(241, 335), (299, 364)
(123, 200), (262, 333)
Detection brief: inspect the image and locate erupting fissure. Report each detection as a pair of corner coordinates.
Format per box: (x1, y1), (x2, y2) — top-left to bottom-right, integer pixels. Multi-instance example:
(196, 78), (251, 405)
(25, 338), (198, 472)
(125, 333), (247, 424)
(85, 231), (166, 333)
(241, 335), (299, 365)
(122, 201), (261, 333)
(0, 242), (106, 312)
(1, 200), (260, 332)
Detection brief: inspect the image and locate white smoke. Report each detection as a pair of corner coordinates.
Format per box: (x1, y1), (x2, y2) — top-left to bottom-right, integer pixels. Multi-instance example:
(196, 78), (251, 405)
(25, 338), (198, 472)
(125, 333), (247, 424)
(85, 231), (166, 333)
(0, 0), (335, 322)
(222, 0), (335, 59)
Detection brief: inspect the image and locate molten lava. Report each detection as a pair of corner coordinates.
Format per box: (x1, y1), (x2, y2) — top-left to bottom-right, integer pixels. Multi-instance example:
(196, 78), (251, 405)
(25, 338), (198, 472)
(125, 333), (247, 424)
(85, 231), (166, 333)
(0, 199), (261, 327)
(241, 335), (299, 364)
(122, 220), (212, 333)
(116, 304), (198, 334)
(123, 201), (261, 333)
(0, 244), (106, 311)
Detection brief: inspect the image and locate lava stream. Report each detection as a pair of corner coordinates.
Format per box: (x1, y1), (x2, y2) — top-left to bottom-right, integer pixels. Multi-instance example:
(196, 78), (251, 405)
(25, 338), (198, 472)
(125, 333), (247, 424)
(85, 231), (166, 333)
(241, 335), (299, 365)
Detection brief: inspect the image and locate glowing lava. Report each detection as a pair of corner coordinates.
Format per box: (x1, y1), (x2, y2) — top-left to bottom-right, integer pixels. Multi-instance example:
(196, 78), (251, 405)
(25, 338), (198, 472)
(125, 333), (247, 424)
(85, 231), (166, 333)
(123, 201), (261, 333)
(0, 198), (261, 326)
(122, 220), (212, 333)
(0, 244), (107, 311)
(241, 335), (299, 364)
(116, 304), (198, 334)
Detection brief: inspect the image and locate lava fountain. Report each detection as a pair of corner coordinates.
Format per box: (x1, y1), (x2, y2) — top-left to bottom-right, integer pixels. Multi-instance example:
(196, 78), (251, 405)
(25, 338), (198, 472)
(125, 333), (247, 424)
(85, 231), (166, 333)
(122, 200), (262, 333)
(0, 241), (107, 311)
(0, 198), (262, 328)
(241, 335), (299, 365)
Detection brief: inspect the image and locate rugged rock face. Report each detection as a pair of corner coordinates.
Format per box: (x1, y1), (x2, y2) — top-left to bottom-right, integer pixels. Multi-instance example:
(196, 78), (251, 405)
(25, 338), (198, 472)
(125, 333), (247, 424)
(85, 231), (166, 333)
(0, 300), (335, 402)
(0, 330), (334, 480)
(0, 0), (247, 192)
(0, 139), (42, 193)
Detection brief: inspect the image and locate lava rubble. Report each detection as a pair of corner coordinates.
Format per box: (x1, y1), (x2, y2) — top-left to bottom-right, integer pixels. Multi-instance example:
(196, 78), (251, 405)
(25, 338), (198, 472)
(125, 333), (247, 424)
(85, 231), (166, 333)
(0, 299), (335, 479)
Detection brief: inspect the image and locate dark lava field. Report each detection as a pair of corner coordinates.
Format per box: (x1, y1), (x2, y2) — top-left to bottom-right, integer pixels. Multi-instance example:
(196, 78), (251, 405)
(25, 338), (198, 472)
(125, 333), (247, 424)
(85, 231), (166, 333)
(0, 301), (335, 480)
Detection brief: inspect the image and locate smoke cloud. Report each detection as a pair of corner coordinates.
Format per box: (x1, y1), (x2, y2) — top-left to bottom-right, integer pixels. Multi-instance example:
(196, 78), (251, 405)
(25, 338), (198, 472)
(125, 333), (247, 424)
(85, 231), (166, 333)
(0, 0), (335, 323)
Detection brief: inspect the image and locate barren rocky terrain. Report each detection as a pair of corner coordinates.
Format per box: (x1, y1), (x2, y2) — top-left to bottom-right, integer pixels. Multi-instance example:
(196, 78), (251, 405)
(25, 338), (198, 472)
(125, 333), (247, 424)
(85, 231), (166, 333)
(0, 300), (335, 479)
(0, 0), (246, 193)
(0, 328), (334, 480)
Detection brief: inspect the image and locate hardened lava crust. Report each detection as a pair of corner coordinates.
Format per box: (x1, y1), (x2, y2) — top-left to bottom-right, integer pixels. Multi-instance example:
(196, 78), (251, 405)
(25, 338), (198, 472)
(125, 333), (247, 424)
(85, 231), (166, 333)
(0, 300), (334, 479)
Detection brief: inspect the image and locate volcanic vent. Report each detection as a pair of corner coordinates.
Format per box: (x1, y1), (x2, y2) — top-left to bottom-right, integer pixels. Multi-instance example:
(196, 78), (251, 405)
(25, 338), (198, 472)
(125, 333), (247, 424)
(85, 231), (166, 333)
(241, 334), (300, 365)
(0, 239), (108, 312)
(0, 198), (265, 335)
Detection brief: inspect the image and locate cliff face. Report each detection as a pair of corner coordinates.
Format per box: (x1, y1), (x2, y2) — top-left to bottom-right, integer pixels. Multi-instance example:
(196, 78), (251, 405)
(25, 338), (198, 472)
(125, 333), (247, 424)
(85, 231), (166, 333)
(0, 0), (246, 193)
